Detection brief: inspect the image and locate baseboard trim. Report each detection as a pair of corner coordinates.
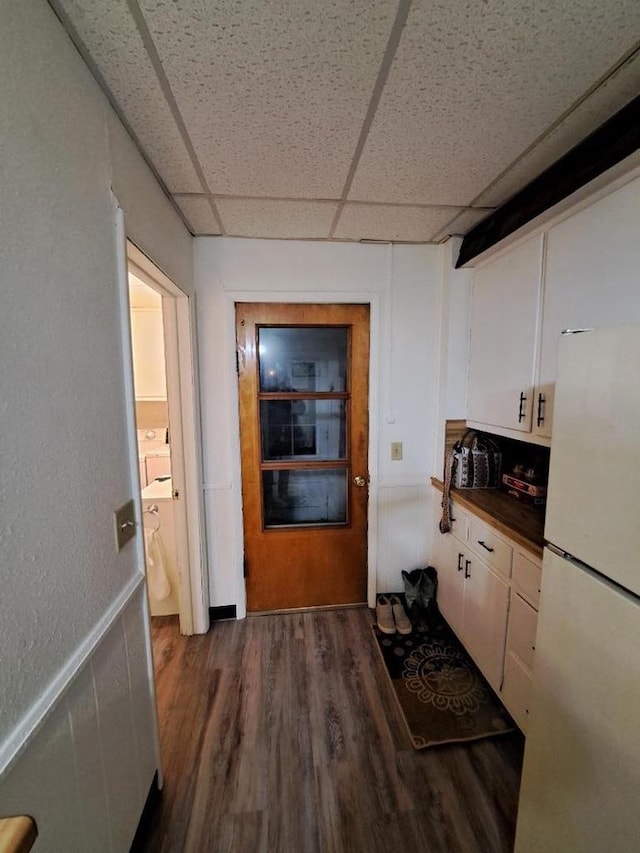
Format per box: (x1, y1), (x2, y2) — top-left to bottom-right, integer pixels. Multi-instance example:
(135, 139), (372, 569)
(129, 770), (161, 853)
(209, 605), (237, 622)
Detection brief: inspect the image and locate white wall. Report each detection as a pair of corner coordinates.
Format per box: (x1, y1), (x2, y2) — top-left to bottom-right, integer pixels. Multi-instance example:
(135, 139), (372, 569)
(431, 237), (473, 477)
(108, 112), (193, 294)
(0, 0), (191, 846)
(194, 237), (445, 609)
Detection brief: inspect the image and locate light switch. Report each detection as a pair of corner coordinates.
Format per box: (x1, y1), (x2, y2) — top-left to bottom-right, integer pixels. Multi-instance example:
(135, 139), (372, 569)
(114, 499), (136, 551)
(391, 441), (403, 461)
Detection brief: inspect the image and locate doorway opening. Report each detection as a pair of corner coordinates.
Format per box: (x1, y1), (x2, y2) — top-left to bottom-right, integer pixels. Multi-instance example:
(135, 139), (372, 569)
(126, 243), (209, 635)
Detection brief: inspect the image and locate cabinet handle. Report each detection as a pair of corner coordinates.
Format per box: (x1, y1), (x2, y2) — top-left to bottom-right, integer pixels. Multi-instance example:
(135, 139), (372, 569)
(457, 552), (464, 571)
(518, 392), (527, 423)
(536, 392), (545, 427)
(464, 559), (471, 579)
(477, 540), (494, 553)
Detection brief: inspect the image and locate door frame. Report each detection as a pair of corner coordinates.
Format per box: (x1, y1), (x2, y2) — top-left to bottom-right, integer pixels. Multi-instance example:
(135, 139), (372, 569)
(224, 292), (380, 616)
(124, 240), (210, 635)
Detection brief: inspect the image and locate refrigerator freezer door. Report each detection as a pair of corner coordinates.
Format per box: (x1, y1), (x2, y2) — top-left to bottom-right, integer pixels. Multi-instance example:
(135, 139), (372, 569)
(545, 324), (640, 597)
(515, 548), (640, 853)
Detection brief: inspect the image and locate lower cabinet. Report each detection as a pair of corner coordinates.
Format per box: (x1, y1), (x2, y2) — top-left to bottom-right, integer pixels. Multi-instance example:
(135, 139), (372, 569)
(432, 492), (542, 732)
(434, 504), (510, 694)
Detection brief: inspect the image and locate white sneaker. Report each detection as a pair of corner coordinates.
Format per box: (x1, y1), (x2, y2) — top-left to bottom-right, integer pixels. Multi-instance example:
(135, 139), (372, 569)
(376, 595), (395, 634)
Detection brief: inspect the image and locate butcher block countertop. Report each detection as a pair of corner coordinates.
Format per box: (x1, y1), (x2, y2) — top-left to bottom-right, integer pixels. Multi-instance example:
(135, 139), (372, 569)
(431, 477), (545, 557)
(0, 817), (37, 853)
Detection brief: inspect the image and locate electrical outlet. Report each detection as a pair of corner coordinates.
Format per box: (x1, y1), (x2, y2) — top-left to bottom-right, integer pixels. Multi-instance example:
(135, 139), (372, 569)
(391, 441), (403, 461)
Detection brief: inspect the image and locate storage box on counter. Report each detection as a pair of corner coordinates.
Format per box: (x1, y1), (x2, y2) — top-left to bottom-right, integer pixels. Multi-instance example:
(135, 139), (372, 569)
(501, 473), (547, 507)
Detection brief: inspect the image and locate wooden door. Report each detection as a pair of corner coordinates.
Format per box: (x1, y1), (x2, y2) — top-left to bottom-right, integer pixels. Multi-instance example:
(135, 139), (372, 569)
(237, 303), (369, 612)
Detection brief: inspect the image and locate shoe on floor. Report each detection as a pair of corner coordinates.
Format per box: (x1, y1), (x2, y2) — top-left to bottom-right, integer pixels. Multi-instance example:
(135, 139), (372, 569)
(376, 594), (395, 634)
(389, 594), (412, 635)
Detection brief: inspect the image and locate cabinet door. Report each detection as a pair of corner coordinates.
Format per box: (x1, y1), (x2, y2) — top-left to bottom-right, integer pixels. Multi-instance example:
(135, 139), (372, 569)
(461, 555), (510, 692)
(436, 532), (465, 638)
(507, 593), (538, 671)
(501, 651), (532, 733)
(467, 235), (543, 432)
(130, 308), (167, 400)
(537, 176), (640, 438)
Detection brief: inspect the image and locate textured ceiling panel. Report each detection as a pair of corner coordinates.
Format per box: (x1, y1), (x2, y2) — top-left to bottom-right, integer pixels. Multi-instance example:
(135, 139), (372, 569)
(474, 55), (640, 208)
(174, 196), (222, 235)
(138, 0), (399, 198)
(349, 0), (640, 206)
(56, 0), (201, 193)
(334, 204), (461, 243)
(431, 209), (494, 242)
(216, 199), (337, 239)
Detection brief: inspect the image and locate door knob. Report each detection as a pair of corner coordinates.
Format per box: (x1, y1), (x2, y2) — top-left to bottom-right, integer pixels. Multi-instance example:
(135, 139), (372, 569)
(353, 475), (367, 487)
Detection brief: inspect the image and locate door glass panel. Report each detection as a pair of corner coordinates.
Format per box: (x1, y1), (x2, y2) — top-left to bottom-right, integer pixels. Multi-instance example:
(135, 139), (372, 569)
(262, 468), (347, 527)
(258, 327), (348, 392)
(260, 399), (346, 461)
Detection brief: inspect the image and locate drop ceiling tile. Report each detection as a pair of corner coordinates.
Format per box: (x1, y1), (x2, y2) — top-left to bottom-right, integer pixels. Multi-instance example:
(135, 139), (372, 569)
(174, 196), (221, 235)
(138, 0), (399, 198)
(55, 0), (201, 193)
(334, 204), (463, 242)
(349, 0), (640, 206)
(431, 209), (494, 242)
(474, 56), (640, 208)
(216, 199), (337, 239)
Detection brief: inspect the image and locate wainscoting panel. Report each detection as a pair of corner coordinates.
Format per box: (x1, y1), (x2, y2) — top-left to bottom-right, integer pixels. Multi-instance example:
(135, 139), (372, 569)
(203, 483), (239, 607)
(122, 591), (159, 804)
(0, 581), (158, 852)
(376, 484), (433, 593)
(66, 665), (112, 850)
(0, 701), (83, 851)
(91, 609), (147, 851)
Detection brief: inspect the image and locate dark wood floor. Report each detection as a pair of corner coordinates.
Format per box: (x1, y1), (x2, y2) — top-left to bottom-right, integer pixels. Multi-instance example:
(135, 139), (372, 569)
(144, 608), (524, 852)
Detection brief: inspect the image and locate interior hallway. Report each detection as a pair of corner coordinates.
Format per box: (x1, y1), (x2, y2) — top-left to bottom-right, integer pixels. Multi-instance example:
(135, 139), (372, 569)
(145, 609), (524, 852)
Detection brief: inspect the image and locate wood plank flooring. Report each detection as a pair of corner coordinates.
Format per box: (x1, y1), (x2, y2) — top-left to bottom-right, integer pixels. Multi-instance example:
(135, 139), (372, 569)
(144, 608), (524, 852)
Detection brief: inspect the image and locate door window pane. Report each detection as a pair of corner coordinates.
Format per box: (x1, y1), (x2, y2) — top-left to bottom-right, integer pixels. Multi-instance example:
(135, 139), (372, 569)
(258, 327), (347, 392)
(260, 399), (346, 461)
(262, 468), (347, 527)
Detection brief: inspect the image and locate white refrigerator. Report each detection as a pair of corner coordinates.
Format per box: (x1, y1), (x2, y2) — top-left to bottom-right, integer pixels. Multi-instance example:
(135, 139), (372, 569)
(515, 324), (640, 853)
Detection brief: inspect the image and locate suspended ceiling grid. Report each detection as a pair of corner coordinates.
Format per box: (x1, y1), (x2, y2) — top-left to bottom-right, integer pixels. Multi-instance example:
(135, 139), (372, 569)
(51, 0), (640, 242)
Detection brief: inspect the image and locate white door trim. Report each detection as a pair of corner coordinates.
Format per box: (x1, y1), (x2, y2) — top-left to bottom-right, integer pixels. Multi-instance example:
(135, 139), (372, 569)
(127, 242), (210, 635)
(113, 201), (164, 785)
(224, 290), (380, 614)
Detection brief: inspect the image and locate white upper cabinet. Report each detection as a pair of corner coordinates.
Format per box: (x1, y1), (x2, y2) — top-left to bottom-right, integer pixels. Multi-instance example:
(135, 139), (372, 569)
(467, 234), (544, 434)
(537, 176), (640, 437)
(130, 308), (167, 400)
(466, 173), (640, 445)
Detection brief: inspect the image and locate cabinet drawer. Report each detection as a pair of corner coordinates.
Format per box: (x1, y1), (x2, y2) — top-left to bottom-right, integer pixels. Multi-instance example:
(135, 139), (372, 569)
(513, 549), (542, 609)
(501, 651), (533, 734)
(508, 593), (538, 670)
(468, 517), (512, 579)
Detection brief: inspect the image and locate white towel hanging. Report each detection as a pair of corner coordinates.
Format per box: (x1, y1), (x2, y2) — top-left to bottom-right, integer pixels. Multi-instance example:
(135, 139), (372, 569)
(144, 527), (171, 601)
